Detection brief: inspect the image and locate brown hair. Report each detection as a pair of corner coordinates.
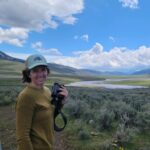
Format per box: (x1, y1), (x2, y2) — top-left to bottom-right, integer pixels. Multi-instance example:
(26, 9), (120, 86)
(22, 66), (50, 83)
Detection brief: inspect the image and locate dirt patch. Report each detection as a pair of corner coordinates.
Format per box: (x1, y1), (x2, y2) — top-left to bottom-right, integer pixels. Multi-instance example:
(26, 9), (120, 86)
(0, 105), (16, 150)
(0, 105), (68, 150)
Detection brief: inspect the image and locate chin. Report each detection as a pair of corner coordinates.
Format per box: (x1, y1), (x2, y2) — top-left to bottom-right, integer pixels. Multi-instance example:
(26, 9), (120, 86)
(36, 81), (44, 85)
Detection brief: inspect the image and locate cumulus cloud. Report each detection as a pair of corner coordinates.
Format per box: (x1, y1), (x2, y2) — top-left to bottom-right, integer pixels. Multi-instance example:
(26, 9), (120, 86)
(0, 0), (84, 47)
(0, 27), (28, 47)
(0, 0), (84, 31)
(31, 41), (62, 56)
(119, 0), (139, 9)
(74, 34), (89, 42)
(6, 43), (150, 72)
(50, 43), (150, 72)
(74, 43), (103, 56)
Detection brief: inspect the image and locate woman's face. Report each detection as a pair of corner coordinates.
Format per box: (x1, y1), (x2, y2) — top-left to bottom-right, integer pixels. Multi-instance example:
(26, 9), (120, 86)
(29, 65), (48, 87)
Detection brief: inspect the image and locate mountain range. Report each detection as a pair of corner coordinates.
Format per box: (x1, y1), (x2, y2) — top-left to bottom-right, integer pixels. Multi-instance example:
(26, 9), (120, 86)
(0, 51), (149, 75)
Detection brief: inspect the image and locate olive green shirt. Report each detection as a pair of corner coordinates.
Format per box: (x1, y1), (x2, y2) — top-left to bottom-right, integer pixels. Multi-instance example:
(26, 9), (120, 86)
(16, 85), (55, 150)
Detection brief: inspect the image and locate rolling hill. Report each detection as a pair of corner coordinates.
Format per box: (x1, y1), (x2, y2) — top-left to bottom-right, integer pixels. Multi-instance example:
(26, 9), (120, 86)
(0, 51), (103, 76)
(1, 51), (149, 75)
(0, 51), (24, 63)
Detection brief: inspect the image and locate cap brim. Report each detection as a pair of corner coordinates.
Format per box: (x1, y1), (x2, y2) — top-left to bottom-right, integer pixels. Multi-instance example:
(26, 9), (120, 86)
(28, 63), (48, 69)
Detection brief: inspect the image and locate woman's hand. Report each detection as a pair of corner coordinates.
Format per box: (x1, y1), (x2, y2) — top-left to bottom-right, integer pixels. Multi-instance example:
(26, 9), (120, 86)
(59, 86), (68, 105)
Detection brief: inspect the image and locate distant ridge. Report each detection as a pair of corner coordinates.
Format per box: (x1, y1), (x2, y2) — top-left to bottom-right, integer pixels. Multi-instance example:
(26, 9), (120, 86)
(133, 68), (150, 75)
(1, 51), (148, 75)
(0, 51), (102, 76)
(0, 51), (24, 63)
(47, 63), (104, 76)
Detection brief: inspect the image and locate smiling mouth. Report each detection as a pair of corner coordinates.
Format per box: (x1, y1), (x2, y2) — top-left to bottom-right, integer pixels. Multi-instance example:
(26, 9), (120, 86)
(38, 78), (45, 81)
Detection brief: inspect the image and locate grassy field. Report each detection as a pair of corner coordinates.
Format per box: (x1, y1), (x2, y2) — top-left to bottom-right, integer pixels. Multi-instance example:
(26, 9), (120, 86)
(109, 79), (150, 86)
(63, 87), (150, 150)
(0, 59), (150, 150)
(0, 84), (150, 150)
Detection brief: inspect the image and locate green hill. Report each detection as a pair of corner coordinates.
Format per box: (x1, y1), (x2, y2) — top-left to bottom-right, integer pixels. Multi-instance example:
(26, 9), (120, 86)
(0, 59), (23, 77)
(0, 51), (103, 76)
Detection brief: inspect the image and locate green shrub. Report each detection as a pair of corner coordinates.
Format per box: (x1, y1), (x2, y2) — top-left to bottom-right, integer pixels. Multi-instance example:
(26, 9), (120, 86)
(94, 108), (115, 131)
(138, 143), (150, 150)
(114, 123), (139, 144)
(63, 87), (150, 150)
(98, 140), (113, 150)
(65, 98), (92, 120)
(78, 129), (91, 140)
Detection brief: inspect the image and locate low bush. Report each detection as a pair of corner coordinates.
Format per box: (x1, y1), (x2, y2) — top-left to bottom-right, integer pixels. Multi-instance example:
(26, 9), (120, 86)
(64, 87), (150, 150)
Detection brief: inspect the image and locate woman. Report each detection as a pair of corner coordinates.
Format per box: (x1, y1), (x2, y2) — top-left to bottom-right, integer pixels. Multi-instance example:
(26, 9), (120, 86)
(16, 54), (68, 150)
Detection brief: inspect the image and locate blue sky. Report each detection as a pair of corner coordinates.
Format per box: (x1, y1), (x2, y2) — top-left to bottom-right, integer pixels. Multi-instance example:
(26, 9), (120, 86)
(0, 0), (150, 72)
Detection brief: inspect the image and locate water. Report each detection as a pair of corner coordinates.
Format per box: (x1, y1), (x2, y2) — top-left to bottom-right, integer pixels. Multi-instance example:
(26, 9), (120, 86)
(66, 79), (148, 89)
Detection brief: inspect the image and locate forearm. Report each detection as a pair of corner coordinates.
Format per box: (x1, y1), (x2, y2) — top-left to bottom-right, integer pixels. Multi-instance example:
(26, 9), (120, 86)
(16, 110), (34, 150)
(16, 95), (35, 150)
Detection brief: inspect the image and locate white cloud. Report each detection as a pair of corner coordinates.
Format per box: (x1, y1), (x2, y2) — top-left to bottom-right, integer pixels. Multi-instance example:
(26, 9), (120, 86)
(0, 27), (28, 47)
(31, 42), (43, 50)
(5, 52), (30, 60)
(119, 0), (139, 9)
(109, 36), (116, 42)
(74, 34), (89, 42)
(0, 0), (84, 31)
(50, 43), (150, 72)
(0, 0), (84, 47)
(80, 34), (89, 42)
(74, 43), (103, 56)
(31, 41), (62, 56)
(5, 43), (150, 72)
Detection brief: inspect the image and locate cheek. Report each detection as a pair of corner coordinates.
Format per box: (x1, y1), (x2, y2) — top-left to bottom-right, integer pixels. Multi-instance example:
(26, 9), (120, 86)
(29, 73), (36, 80)
(43, 70), (48, 76)
(43, 72), (48, 78)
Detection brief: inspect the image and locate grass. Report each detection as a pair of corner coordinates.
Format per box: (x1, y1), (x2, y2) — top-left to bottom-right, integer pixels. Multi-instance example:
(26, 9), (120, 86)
(1, 86), (150, 150)
(109, 79), (150, 86)
(63, 86), (150, 150)
(0, 105), (16, 150)
(101, 74), (150, 79)
(64, 119), (127, 150)
(0, 65), (150, 150)
(64, 122), (150, 150)
(0, 59), (24, 72)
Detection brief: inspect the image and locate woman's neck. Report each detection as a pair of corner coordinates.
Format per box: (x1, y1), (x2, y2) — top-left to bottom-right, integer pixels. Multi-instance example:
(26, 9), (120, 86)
(29, 82), (44, 89)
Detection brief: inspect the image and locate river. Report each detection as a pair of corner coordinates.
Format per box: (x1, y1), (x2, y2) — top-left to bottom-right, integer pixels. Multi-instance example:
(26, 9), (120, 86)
(66, 78), (148, 89)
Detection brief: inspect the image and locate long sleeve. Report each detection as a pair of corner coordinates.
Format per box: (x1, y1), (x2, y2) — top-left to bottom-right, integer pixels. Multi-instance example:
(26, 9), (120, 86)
(16, 93), (35, 150)
(16, 86), (55, 150)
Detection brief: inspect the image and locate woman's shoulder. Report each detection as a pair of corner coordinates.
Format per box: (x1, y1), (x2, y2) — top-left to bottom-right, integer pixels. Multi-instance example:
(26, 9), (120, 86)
(43, 86), (51, 95)
(18, 86), (32, 96)
(17, 86), (36, 104)
(44, 86), (50, 91)
(18, 87), (35, 99)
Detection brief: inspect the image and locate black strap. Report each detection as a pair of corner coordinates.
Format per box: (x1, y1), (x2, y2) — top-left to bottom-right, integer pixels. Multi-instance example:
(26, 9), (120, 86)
(51, 82), (67, 132)
(54, 108), (67, 132)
